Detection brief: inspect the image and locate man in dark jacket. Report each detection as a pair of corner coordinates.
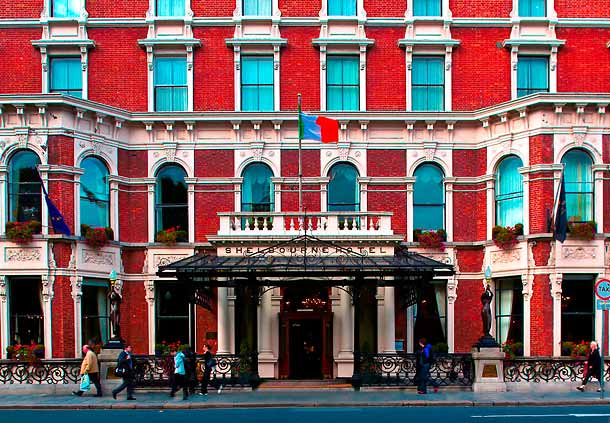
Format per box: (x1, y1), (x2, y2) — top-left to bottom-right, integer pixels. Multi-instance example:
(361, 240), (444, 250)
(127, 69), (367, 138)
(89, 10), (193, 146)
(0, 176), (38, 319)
(199, 344), (214, 395)
(577, 341), (602, 392)
(112, 345), (136, 400)
(415, 338), (438, 394)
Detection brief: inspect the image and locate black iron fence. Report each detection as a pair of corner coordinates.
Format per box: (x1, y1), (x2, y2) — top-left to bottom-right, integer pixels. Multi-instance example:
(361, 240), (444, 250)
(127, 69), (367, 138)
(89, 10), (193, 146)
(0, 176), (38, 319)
(0, 359), (81, 384)
(359, 353), (474, 387)
(504, 357), (610, 383)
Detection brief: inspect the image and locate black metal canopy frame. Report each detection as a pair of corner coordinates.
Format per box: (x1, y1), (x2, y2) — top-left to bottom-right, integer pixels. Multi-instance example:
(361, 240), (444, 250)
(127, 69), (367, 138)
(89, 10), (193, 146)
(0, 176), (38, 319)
(156, 235), (454, 389)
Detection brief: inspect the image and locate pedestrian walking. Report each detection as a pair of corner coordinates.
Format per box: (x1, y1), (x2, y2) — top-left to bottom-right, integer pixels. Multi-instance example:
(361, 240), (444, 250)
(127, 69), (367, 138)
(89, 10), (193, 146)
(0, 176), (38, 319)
(182, 346), (197, 396)
(112, 344), (136, 401)
(415, 338), (438, 394)
(73, 342), (102, 397)
(577, 341), (602, 392)
(169, 347), (188, 400)
(199, 344), (216, 395)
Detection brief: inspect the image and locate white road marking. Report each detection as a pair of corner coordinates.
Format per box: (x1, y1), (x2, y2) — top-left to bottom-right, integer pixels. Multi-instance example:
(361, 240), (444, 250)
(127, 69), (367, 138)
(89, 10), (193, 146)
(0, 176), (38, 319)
(472, 413), (610, 418)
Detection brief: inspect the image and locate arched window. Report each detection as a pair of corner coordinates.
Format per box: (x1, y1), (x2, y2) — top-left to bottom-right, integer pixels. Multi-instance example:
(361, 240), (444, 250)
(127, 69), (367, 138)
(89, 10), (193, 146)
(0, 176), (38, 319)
(80, 157), (110, 228)
(241, 163), (274, 212)
(495, 156), (524, 227)
(8, 150), (42, 223)
(155, 165), (188, 240)
(561, 149), (593, 222)
(413, 163), (445, 231)
(327, 162), (359, 212)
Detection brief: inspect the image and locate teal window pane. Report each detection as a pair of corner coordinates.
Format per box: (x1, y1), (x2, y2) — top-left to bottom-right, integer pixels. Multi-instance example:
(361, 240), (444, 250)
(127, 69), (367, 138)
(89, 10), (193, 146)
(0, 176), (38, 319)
(241, 163), (274, 212)
(157, 0), (185, 16)
(8, 150), (42, 223)
(155, 165), (188, 236)
(80, 157), (110, 228)
(561, 150), (593, 222)
(243, 0), (271, 15)
(154, 58), (187, 111)
(52, 0), (80, 18)
(414, 0), (441, 16)
(327, 163), (359, 212)
(519, 0), (545, 17)
(241, 56), (274, 111)
(413, 164), (445, 231)
(50, 57), (82, 98)
(326, 56), (359, 111)
(517, 56), (548, 97)
(495, 156), (524, 227)
(328, 0), (356, 16)
(412, 57), (444, 111)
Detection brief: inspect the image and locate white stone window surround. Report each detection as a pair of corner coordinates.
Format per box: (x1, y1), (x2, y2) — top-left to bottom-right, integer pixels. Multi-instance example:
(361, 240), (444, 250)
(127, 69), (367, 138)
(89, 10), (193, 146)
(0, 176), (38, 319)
(320, 0), (365, 19)
(404, 45), (454, 112)
(232, 46), (282, 112)
(319, 46), (368, 112)
(148, 0), (193, 19)
(233, 0), (280, 19)
(510, 47), (558, 101)
(510, 0), (557, 19)
(145, 47), (195, 113)
(405, 0), (451, 19)
(40, 49), (90, 100)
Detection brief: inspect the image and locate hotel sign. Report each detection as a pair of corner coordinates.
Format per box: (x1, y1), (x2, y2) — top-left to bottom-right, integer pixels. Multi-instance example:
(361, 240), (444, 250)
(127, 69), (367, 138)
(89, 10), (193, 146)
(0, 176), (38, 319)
(218, 245), (394, 257)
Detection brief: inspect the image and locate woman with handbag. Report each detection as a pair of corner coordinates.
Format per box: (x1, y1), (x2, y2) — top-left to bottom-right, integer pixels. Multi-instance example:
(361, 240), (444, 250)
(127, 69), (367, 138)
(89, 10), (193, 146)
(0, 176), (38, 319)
(577, 341), (602, 392)
(112, 345), (136, 400)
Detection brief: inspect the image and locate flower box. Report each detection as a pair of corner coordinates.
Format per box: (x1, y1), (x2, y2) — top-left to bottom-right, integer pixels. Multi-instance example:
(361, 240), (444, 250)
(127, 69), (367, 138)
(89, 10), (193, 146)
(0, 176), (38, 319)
(6, 343), (44, 361)
(492, 224), (523, 249)
(567, 221), (596, 241)
(5, 221), (42, 244)
(413, 229), (447, 251)
(155, 227), (188, 245)
(81, 224), (114, 248)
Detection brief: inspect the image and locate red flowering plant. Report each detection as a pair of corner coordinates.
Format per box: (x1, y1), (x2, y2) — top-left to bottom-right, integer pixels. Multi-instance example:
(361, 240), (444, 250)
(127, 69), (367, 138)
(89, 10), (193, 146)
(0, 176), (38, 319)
(81, 224), (114, 248)
(572, 341), (590, 358)
(567, 220), (596, 241)
(492, 223), (523, 249)
(5, 221), (42, 244)
(155, 226), (188, 245)
(6, 343), (44, 361)
(413, 229), (447, 251)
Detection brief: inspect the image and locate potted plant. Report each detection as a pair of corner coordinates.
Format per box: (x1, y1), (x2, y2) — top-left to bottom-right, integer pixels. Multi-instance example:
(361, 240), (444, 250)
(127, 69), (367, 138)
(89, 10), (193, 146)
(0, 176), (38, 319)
(414, 229), (447, 251)
(492, 223), (523, 249)
(155, 226), (188, 245)
(154, 343), (170, 356)
(572, 341), (590, 358)
(81, 224), (114, 248)
(567, 220), (596, 241)
(32, 344), (45, 359)
(501, 340), (523, 359)
(561, 341), (575, 357)
(5, 220), (42, 243)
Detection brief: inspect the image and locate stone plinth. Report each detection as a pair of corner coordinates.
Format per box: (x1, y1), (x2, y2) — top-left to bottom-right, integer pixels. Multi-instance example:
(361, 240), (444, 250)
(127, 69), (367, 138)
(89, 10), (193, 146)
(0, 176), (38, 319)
(98, 348), (122, 381)
(472, 347), (507, 392)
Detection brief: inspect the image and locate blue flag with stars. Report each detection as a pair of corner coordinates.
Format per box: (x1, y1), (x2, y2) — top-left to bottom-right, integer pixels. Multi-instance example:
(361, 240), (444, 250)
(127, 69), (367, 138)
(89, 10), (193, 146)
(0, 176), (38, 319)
(554, 172), (568, 243)
(38, 171), (71, 236)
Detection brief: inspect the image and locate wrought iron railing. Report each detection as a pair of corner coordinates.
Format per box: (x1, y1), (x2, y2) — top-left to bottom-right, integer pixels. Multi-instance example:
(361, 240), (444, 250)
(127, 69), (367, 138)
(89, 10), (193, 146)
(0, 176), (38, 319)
(359, 353), (474, 387)
(0, 359), (81, 384)
(504, 357), (610, 383)
(133, 353), (260, 389)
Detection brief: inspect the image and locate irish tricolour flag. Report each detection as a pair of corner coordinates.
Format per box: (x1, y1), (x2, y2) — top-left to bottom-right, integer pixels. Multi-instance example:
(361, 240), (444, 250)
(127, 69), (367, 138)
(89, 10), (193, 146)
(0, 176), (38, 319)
(298, 112), (339, 143)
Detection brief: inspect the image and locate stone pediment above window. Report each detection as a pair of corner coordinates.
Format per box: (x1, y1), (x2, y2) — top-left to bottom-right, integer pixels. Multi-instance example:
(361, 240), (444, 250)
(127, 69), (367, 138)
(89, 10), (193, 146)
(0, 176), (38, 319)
(138, 37), (201, 48)
(225, 22), (287, 48)
(502, 38), (565, 48)
(32, 38), (95, 50)
(312, 22), (374, 49)
(398, 38), (459, 48)
(502, 18), (564, 50)
(138, 20), (201, 49)
(398, 19), (458, 49)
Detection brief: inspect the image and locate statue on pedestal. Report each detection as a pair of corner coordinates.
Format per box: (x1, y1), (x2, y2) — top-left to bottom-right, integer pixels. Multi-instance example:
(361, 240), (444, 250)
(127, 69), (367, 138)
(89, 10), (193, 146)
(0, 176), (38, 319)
(481, 284), (493, 337)
(108, 279), (122, 341)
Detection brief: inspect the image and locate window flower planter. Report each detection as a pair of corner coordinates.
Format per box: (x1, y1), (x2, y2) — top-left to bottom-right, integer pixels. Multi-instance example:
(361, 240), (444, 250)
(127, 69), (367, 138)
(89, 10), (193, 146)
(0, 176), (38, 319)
(81, 224), (114, 248)
(567, 221), (596, 241)
(5, 221), (42, 244)
(413, 229), (447, 251)
(155, 227), (188, 245)
(492, 224), (523, 249)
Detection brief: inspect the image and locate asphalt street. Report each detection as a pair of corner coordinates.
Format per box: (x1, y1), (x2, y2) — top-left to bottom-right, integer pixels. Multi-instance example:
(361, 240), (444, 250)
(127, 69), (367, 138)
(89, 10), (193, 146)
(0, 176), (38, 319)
(3, 407), (610, 423)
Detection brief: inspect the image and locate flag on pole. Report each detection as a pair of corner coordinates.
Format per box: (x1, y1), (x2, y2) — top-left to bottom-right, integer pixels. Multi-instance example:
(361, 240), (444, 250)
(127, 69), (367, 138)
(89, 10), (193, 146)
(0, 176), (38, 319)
(554, 172), (568, 243)
(298, 112), (339, 143)
(38, 171), (71, 236)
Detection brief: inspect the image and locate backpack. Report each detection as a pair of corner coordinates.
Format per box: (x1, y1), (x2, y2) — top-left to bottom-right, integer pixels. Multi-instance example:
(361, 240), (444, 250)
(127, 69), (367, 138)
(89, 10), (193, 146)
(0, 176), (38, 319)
(425, 346), (435, 365)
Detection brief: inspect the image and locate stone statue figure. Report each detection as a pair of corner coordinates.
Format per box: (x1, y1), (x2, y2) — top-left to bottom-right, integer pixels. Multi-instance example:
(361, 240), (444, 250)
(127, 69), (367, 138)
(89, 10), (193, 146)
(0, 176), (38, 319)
(481, 284), (493, 337)
(108, 280), (122, 340)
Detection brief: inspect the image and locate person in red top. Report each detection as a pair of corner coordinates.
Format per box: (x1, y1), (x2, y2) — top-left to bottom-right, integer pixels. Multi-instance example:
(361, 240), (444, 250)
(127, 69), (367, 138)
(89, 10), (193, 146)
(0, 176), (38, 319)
(577, 341), (602, 392)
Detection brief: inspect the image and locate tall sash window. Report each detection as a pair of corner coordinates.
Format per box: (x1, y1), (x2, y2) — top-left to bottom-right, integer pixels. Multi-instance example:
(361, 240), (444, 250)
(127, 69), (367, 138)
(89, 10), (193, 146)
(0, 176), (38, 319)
(561, 149), (593, 222)
(495, 156), (524, 227)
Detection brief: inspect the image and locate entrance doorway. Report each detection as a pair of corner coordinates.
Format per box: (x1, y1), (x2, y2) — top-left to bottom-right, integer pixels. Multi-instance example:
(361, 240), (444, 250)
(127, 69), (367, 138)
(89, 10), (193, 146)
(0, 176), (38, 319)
(289, 318), (322, 379)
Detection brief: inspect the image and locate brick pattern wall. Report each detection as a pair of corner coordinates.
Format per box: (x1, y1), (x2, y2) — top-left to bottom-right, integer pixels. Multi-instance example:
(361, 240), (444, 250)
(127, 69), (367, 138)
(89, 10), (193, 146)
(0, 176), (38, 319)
(193, 0), (235, 17)
(364, 0), (405, 17)
(454, 249), (485, 352)
(368, 150), (407, 235)
(195, 289), (218, 354)
(281, 150), (321, 213)
(87, 0), (148, 17)
(0, 29), (41, 94)
(279, 0), (321, 17)
(280, 28), (321, 111)
(366, 28), (406, 111)
(530, 274), (554, 356)
(52, 275), (75, 358)
(121, 281), (148, 354)
(449, 0), (512, 17)
(555, 0), (610, 17)
(118, 149), (149, 243)
(604, 135), (610, 233)
(529, 134), (555, 234)
(47, 136), (76, 233)
(453, 149), (487, 241)
(0, 0), (42, 18)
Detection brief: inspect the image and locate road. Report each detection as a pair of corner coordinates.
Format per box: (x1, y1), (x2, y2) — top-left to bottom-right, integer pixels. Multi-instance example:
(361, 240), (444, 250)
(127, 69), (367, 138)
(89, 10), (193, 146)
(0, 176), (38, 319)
(3, 407), (610, 423)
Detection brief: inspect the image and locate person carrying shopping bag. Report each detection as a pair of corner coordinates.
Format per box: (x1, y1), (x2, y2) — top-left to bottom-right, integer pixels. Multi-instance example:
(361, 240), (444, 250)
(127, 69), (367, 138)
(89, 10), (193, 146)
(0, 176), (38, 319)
(73, 343), (102, 397)
(112, 344), (136, 400)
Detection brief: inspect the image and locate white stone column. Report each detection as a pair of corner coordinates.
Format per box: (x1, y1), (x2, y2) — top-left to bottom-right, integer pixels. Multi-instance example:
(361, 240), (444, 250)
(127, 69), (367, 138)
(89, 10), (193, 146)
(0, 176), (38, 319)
(71, 276), (83, 358)
(406, 305), (415, 353)
(227, 288), (236, 354)
(186, 178), (195, 243)
(144, 280), (155, 354)
(550, 272), (563, 357)
(147, 183), (155, 242)
(0, 276), (8, 359)
(383, 286), (396, 353)
(376, 286), (385, 352)
(110, 180), (119, 238)
(446, 276), (457, 353)
(258, 286), (277, 378)
(0, 169), (6, 235)
(42, 274), (54, 359)
(406, 181), (414, 242)
(335, 286), (353, 377)
(522, 273), (532, 357)
(217, 286), (231, 354)
(486, 178), (494, 240)
(521, 169), (530, 235)
(445, 179), (454, 242)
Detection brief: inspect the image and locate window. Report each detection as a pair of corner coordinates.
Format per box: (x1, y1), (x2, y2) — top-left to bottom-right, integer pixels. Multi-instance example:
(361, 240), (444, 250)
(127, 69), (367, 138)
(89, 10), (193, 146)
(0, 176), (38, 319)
(8, 150), (42, 223)
(413, 0), (441, 16)
(156, 282), (191, 345)
(519, 0), (545, 17)
(328, 0), (356, 16)
(52, 0), (80, 18)
(50, 57), (82, 98)
(243, 0), (272, 15)
(154, 57), (187, 112)
(82, 280), (109, 345)
(495, 278), (523, 350)
(241, 56), (274, 112)
(155, 165), (188, 240)
(517, 56), (549, 97)
(327, 56), (359, 111)
(561, 275), (594, 350)
(327, 163), (359, 212)
(413, 163), (445, 231)
(9, 278), (44, 346)
(241, 163), (274, 212)
(495, 155), (524, 227)
(80, 157), (110, 228)
(412, 56), (444, 111)
(414, 283), (446, 351)
(156, 0), (185, 16)
(561, 149), (593, 222)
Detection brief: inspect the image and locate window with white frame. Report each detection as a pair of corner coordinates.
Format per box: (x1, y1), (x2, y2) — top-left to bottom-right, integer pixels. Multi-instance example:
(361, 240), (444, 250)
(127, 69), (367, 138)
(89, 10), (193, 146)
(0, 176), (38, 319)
(154, 57), (187, 112)
(494, 278), (523, 351)
(50, 57), (82, 98)
(243, 0), (272, 16)
(9, 278), (44, 347)
(81, 280), (110, 345)
(241, 56), (274, 112)
(413, 163), (445, 232)
(517, 56), (549, 97)
(156, 0), (185, 16)
(561, 149), (594, 223)
(328, 0), (356, 16)
(412, 56), (444, 111)
(495, 155), (524, 227)
(52, 0), (80, 18)
(80, 157), (110, 229)
(519, 0), (545, 17)
(326, 56), (359, 111)
(413, 0), (441, 16)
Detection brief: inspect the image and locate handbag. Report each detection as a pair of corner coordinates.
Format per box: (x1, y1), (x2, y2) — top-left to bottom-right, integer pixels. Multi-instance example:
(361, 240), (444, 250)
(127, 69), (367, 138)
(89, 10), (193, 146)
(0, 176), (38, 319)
(79, 374), (91, 392)
(114, 367), (127, 377)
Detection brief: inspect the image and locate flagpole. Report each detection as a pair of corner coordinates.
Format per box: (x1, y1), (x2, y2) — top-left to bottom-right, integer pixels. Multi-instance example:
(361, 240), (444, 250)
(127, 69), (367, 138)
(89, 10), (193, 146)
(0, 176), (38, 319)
(297, 93), (303, 214)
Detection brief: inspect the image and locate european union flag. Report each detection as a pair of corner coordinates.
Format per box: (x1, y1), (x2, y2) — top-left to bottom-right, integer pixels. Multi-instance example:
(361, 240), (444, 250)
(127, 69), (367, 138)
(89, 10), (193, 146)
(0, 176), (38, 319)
(38, 172), (71, 236)
(554, 172), (568, 243)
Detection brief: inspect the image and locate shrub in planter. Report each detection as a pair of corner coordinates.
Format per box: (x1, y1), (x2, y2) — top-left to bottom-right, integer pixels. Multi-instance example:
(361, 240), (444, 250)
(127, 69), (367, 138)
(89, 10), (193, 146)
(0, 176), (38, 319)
(432, 342), (449, 354)
(492, 224), (522, 249)
(81, 224), (114, 248)
(561, 341), (575, 357)
(567, 221), (596, 241)
(572, 341), (590, 358)
(502, 341), (524, 359)
(5, 221), (42, 243)
(155, 227), (188, 245)
(414, 229), (447, 250)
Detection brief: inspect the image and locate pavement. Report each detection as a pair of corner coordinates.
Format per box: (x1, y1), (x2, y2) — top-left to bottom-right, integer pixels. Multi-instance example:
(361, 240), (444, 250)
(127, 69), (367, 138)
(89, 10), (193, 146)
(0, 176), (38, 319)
(1, 388), (610, 409)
